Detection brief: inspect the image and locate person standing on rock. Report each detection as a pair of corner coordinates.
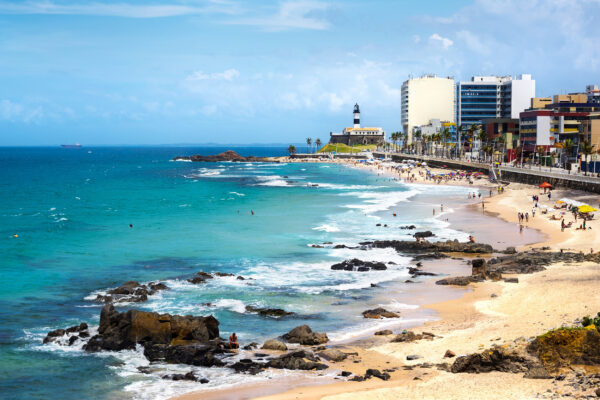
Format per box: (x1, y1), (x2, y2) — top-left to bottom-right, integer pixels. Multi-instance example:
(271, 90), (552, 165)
(229, 332), (238, 349)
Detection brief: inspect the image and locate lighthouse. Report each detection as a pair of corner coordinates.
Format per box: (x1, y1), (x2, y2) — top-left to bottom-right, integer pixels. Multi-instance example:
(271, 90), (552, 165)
(353, 103), (360, 128)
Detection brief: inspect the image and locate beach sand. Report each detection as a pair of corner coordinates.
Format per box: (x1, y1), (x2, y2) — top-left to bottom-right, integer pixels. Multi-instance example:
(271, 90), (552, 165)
(172, 158), (600, 400)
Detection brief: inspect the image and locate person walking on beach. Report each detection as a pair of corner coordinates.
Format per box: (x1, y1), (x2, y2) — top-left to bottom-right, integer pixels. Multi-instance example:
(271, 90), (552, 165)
(519, 224), (523, 233)
(441, 204), (444, 212)
(561, 219), (565, 232)
(525, 212), (529, 222)
(433, 208), (435, 216)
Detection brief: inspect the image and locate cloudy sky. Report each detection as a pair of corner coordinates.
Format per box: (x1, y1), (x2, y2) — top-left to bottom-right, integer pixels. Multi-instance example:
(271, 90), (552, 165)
(1, 0), (599, 145)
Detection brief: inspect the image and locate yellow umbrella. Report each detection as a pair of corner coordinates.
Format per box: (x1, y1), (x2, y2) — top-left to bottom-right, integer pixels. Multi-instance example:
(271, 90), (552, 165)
(578, 205), (598, 213)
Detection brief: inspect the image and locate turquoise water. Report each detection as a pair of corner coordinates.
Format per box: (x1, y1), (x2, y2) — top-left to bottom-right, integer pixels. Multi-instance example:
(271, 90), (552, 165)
(0, 146), (472, 399)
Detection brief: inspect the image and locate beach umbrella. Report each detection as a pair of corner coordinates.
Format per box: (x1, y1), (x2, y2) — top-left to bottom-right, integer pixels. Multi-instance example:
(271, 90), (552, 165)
(539, 182), (553, 189)
(578, 205), (598, 213)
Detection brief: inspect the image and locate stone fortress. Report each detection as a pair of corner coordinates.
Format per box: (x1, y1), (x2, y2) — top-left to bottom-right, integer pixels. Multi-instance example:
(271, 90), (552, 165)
(329, 103), (385, 146)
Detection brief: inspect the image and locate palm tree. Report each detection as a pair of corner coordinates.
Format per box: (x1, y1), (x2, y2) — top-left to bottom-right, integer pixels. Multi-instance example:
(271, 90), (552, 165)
(562, 138), (574, 170)
(457, 125), (464, 158)
(288, 145), (297, 156)
(536, 146), (546, 170)
(441, 127), (451, 158)
(478, 128), (487, 162)
(580, 140), (596, 176)
(306, 138), (312, 154)
(315, 138), (322, 152)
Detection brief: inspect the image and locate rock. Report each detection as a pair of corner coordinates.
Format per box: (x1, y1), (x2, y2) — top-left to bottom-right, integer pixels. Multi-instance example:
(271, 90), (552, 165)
(360, 239), (494, 255)
(435, 275), (485, 286)
(526, 326), (600, 372)
(362, 308), (399, 319)
(137, 366), (152, 374)
(406, 355), (421, 361)
(595, 387), (600, 397)
(236, 276), (245, 280)
(68, 335), (79, 345)
(491, 293), (498, 298)
(365, 368), (390, 380)
(471, 259), (487, 276)
(94, 281), (168, 303)
(229, 359), (266, 375)
(451, 346), (536, 373)
(84, 304), (219, 352)
(174, 151), (272, 163)
(331, 259), (387, 272)
(350, 375), (365, 382)
(408, 267), (437, 277)
(44, 323), (90, 344)
(503, 247), (517, 254)
(401, 225), (416, 230)
(340, 370), (352, 377)
(214, 272), (235, 277)
(370, 283), (377, 288)
(268, 350), (328, 371)
(523, 366), (553, 379)
(444, 350), (456, 358)
(283, 325), (328, 345)
(504, 277), (519, 283)
(243, 342), (258, 350)
(162, 371), (207, 382)
(414, 231), (435, 239)
(262, 339), (288, 351)
(144, 342), (225, 367)
(66, 323), (88, 333)
(375, 330), (393, 336)
(317, 348), (347, 362)
(245, 306), (294, 317)
(187, 272), (213, 284)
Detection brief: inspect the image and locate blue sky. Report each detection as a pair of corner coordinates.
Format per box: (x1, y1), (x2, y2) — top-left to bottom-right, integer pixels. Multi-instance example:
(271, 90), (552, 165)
(0, 0), (599, 145)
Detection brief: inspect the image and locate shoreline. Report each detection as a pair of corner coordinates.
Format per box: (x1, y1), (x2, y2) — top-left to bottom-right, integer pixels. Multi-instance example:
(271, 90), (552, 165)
(171, 157), (600, 400)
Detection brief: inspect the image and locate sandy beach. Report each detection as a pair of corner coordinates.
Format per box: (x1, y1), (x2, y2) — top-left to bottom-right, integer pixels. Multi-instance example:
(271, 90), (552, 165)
(172, 157), (600, 400)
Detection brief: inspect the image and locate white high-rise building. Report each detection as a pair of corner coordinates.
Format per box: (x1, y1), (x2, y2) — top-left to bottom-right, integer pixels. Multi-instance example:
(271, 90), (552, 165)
(456, 74), (535, 127)
(401, 74), (455, 143)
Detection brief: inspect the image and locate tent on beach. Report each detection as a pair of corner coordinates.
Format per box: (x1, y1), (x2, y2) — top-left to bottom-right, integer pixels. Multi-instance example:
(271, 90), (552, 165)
(539, 182), (553, 189)
(578, 205), (598, 213)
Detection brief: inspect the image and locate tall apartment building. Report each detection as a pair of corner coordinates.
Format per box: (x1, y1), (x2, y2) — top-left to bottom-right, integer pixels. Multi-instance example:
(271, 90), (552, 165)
(456, 74), (535, 127)
(401, 74), (455, 143)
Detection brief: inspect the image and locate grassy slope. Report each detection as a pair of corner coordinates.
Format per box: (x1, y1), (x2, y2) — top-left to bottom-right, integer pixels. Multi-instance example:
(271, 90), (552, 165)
(317, 143), (377, 153)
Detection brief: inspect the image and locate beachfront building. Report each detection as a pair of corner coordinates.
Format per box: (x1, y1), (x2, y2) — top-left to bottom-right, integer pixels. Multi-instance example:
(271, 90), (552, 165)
(588, 85), (600, 104)
(329, 103), (385, 147)
(456, 74), (535, 128)
(401, 74), (455, 144)
(413, 119), (457, 156)
(483, 118), (520, 162)
(531, 97), (552, 110)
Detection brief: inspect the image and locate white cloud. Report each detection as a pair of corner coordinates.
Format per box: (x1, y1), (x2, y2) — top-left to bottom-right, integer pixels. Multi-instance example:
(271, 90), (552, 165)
(227, 0), (331, 31)
(455, 30), (489, 55)
(0, 1), (236, 18)
(429, 33), (453, 49)
(187, 68), (240, 81)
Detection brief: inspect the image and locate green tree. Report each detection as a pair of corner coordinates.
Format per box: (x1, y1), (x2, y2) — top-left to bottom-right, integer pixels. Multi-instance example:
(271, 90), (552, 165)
(562, 138), (574, 170)
(288, 145), (297, 156)
(315, 138), (322, 152)
(457, 125), (464, 158)
(306, 138), (312, 153)
(580, 140), (596, 176)
(441, 127), (451, 158)
(536, 146), (546, 170)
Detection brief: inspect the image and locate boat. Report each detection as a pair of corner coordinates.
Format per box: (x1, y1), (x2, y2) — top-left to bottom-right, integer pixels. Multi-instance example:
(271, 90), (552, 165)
(61, 143), (82, 148)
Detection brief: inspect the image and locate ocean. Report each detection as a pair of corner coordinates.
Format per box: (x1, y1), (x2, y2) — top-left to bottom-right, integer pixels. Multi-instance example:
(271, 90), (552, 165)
(0, 146), (475, 399)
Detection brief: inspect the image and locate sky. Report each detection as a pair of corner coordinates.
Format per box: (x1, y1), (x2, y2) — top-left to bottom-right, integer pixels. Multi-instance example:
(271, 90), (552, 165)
(0, 0), (599, 146)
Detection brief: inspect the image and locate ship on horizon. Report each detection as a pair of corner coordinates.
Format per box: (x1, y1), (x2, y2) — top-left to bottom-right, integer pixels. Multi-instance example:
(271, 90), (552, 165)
(60, 143), (82, 148)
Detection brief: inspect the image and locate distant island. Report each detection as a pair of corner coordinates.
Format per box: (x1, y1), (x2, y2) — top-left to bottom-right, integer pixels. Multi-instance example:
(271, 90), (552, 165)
(173, 150), (275, 162)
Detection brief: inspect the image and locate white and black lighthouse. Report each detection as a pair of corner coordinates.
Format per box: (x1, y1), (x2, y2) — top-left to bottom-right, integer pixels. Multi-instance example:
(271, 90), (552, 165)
(329, 102), (385, 146)
(353, 103), (360, 128)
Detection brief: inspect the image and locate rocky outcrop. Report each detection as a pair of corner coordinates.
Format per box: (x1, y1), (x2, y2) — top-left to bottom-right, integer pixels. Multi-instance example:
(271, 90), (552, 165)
(162, 371), (209, 383)
(187, 272), (214, 284)
(282, 325), (328, 345)
(94, 281), (168, 303)
(414, 231), (434, 239)
(317, 348), (347, 362)
(487, 250), (600, 275)
(268, 350), (328, 371)
(173, 151), (272, 163)
(245, 306), (294, 317)
(451, 346), (537, 373)
(261, 339), (288, 351)
(392, 331), (435, 343)
(84, 304), (219, 352)
(436, 275), (485, 286)
(360, 239), (494, 255)
(143, 342), (225, 367)
(43, 322), (89, 345)
(527, 326), (600, 372)
(330, 259), (387, 272)
(362, 308), (399, 319)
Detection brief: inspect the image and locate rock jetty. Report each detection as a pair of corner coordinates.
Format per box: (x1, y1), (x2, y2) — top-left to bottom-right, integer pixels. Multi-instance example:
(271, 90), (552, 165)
(173, 150), (272, 163)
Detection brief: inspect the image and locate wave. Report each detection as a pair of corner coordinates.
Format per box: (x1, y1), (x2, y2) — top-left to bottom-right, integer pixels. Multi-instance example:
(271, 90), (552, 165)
(229, 192), (245, 197)
(171, 159), (192, 162)
(212, 299), (247, 314)
(312, 224), (340, 232)
(341, 189), (420, 214)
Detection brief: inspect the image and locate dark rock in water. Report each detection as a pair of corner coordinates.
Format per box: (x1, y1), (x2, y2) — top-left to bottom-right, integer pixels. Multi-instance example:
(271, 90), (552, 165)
(162, 371), (205, 382)
(435, 275), (485, 286)
(375, 330), (393, 336)
(400, 225), (416, 230)
(94, 280), (169, 303)
(376, 223), (381, 227)
(137, 366), (152, 374)
(414, 231), (434, 239)
(44, 323), (89, 344)
(362, 308), (399, 319)
(283, 325), (328, 345)
(365, 368), (390, 380)
(361, 240), (494, 254)
(145, 342), (225, 367)
(333, 244), (348, 249)
(311, 244), (324, 248)
(331, 259), (387, 272)
(66, 323), (88, 333)
(173, 151), (272, 163)
(268, 350), (328, 371)
(243, 342), (258, 350)
(340, 370), (352, 377)
(188, 272), (213, 284)
(408, 267), (437, 277)
(236, 276), (245, 280)
(451, 346), (536, 373)
(245, 306), (295, 317)
(214, 272), (235, 277)
(405, 280), (415, 283)
(370, 283), (377, 288)
(68, 336), (79, 345)
(84, 304), (219, 352)
(230, 359), (266, 375)
(350, 375), (365, 382)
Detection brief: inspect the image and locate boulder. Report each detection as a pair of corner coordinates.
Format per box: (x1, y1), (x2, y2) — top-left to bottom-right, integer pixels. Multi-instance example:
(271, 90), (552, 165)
(392, 331), (435, 343)
(268, 350), (328, 371)
(84, 304), (219, 352)
(162, 371), (208, 383)
(144, 342), (225, 367)
(414, 231), (434, 239)
(375, 330), (393, 336)
(451, 347), (536, 373)
(362, 308), (399, 319)
(229, 359), (265, 375)
(187, 272), (213, 284)
(435, 275), (485, 286)
(262, 339), (288, 351)
(471, 259), (487, 276)
(331, 259), (387, 272)
(360, 240), (494, 255)
(43, 323), (90, 344)
(444, 350), (456, 358)
(365, 368), (390, 380)
(317, 348), (347, 362)
(283, 325), (328, 345)
(94, 281), (168, 303)
(526, 326), (600, 372)
(245, 306), (294, 318)
(400, 225), (416, 230)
